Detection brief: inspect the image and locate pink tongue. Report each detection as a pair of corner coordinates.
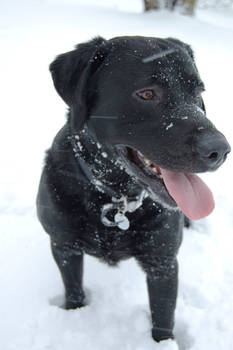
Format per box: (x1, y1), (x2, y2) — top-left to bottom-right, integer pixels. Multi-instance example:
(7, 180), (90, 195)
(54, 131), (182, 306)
(160, 169), (215, 220)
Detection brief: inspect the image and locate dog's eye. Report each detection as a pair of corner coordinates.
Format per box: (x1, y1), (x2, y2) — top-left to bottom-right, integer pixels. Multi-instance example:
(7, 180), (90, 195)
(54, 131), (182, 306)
(137, 90), (154, 101)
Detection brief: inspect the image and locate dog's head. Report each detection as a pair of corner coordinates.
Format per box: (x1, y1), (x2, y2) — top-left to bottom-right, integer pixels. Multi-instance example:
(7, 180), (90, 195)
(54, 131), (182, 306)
(50, 36), (230, 220)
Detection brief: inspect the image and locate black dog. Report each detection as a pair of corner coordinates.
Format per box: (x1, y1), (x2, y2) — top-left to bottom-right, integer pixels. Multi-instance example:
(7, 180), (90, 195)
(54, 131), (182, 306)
(37, 36), (230, 342)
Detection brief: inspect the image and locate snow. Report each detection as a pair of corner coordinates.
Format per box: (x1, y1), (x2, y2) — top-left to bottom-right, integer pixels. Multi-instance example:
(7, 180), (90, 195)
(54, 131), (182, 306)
(1, 0), (233, 349)
(166, 123), (174, 131)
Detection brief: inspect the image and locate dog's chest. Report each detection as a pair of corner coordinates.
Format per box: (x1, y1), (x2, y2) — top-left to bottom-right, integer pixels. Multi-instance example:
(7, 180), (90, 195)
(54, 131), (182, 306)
(79, 195), (168, 262)
(87, 228), (136, 265)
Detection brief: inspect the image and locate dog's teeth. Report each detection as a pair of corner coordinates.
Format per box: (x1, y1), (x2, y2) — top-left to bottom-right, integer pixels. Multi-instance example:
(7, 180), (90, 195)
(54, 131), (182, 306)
(137, 151), (162, 178)
(151, 166), (158, 174)
(144, 158), (151, 166)
(151, 166), (163, 179)
(137, 151), (153, 167)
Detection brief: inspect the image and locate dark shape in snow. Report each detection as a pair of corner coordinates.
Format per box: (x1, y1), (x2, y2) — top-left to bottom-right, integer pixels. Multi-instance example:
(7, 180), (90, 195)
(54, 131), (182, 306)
(37, 36), (230, 343)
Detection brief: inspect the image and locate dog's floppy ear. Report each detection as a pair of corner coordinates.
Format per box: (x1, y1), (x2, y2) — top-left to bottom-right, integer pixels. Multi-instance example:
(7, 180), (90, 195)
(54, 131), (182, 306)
(49, 37), (107, 130)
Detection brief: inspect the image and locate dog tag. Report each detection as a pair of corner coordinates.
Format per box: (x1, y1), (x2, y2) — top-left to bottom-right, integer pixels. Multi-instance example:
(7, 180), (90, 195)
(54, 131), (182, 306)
(114, 212), (130, 230)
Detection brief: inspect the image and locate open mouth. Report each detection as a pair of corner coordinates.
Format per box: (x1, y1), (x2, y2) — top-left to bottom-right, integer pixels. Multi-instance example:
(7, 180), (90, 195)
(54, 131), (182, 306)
(118, 146), (215, 221)
(129, 148), (163, 179)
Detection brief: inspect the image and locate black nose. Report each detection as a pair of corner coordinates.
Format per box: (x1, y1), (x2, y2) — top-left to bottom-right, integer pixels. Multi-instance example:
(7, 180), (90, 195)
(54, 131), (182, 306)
(196, 133), (231, 169)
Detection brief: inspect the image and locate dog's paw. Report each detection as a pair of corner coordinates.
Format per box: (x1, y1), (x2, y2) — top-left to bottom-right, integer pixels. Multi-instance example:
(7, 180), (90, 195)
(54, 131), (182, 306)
(63, 299), (86, 310)
(152, 327), (175, 343)
(63, 293), (86, 310)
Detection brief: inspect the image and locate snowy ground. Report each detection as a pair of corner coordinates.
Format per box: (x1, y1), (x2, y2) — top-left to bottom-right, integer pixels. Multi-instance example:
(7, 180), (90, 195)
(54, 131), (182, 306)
(1, 1), (233, 349)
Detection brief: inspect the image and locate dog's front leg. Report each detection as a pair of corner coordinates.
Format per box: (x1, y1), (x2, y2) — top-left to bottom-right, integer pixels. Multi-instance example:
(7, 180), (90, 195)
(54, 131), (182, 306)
(51, 240), (86, 310)
(146, 258), (178, 342)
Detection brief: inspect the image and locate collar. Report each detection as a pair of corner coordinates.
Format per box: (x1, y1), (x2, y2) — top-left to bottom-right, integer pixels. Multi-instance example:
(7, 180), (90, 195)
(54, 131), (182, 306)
(70, 126), (147, 230)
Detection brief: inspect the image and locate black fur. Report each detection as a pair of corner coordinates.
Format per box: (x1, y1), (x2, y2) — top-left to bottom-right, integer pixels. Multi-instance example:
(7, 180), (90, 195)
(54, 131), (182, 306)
(37, 36), (230, 342)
